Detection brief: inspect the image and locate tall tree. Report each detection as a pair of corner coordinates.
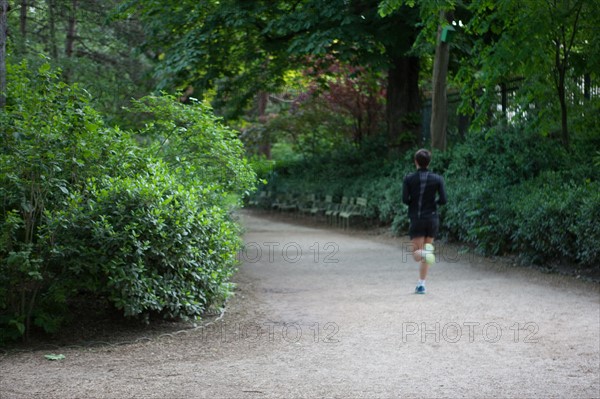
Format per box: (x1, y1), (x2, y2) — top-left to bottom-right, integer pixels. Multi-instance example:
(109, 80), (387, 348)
(274, 0), (422, 147)
(459, 0), (599, 147)
(307, 59), (386, 142)
(380, 0), (463, 151)
(20, 0), (28, 37)
(64, 0), (78, 81)
(430, 10), (453, 151)
(46, 0), (59, 59)
(0, 0), (7, 108)
(548, 0), (584, 148)
(65, 0), (78, 58)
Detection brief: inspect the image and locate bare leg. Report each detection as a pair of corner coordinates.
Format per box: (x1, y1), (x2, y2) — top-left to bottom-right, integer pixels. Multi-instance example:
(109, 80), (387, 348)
(411, 237), (424, 260)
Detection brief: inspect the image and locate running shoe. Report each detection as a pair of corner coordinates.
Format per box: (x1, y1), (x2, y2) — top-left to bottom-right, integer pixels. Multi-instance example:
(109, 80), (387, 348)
(415, 285), (426, 295)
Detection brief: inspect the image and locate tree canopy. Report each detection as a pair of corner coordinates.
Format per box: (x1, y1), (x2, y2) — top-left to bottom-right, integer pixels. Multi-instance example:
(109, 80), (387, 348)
(121, 0), (423, 145)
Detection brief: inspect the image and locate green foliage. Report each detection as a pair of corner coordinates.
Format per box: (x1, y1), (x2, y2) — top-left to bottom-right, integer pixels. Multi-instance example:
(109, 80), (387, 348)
(123, 0), (420, 123)
(128, 94), (256, 197)
(118, 0), (284, 117)
(509, 174), (599, 265)
(0, 62), (255, 344)
(265, 121), (599, 271)
(444, 123), (571, 185)
(9, 0), (155, 126)
(262, 135), (402, 222)
(442, 174), (515, 254)
(44, 163), (241, 321)
(248, 155), (276, 184)
(1, 62), (125, 342)
(262, 98), (351, 161)
(441, 124), (598, 267)
(455, 0), (600, 146)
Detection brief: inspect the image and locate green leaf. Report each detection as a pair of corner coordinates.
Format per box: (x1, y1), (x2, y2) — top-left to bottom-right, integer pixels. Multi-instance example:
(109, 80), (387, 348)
(38, 63), (52, 74)
(85, 122), (100, 133)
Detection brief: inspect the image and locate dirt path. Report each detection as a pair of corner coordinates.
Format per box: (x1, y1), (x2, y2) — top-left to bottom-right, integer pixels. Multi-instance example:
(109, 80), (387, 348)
(1, 211), (599, 398)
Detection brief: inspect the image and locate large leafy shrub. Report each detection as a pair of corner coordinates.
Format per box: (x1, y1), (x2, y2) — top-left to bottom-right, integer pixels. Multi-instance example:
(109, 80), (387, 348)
(440, 124), (598, 266)
(442, 174), (516, 255)
(0, 63), (255, 344)
(510, 173), (600, 266)
(0, 62), (131, 342)
(44, 163), (241, 321)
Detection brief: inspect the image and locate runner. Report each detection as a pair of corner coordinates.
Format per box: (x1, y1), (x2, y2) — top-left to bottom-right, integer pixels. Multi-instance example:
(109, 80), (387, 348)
(402, 148), (447, 294)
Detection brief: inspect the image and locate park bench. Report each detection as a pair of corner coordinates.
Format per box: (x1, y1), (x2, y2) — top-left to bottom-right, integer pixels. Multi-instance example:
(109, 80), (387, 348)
(339, 197), (369, 229)
(270, 193), (285, 211)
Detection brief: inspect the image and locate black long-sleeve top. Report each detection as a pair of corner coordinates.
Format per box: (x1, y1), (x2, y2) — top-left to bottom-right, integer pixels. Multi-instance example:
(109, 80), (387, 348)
(402, 168), (447, 219)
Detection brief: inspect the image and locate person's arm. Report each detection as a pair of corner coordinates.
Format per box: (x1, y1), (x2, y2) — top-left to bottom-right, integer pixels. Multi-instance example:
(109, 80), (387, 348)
(437, 176), (447, 206)
(402, 176), (411, 206)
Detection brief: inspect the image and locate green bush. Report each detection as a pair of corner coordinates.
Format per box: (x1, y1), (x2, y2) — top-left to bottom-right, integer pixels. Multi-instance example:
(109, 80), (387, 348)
(44, 163), (241, 321)
(440, 124), (598, 265)
(510, 173), (600, 266)
(1, 62), (129, 342)
(573, 186), (600, 266)
(442, 175), (516, 255)
(0, 63), (255, 344)
(129, 95), (256, 197)
(443, 124), (571, 185)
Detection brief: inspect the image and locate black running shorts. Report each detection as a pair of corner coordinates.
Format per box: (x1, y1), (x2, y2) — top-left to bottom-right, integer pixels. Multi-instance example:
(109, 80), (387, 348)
(409, 216), (439, 239)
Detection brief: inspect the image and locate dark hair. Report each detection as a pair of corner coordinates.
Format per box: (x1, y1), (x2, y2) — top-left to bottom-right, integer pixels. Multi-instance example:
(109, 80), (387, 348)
(414, 148), (431, 168)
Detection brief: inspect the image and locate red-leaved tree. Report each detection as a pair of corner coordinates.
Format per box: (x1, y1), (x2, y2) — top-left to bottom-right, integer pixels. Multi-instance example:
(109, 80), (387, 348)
(304, 57), (386, 143)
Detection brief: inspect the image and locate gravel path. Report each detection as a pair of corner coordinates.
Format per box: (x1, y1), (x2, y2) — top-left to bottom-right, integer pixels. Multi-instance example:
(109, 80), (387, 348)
(1, 211), (599, 398)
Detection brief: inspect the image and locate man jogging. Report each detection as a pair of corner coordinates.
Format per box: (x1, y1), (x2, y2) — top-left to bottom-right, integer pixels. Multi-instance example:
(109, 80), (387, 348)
(402, 149), (447, 294)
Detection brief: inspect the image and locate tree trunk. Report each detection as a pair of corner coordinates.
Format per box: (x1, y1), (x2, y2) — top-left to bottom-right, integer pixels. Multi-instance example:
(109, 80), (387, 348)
(386, 56), (421, 151)
(430, 13), (450, 152)
(20, 0), (28, 37)
(583, 73), (590, 100)
(551, 0), (583, 150)
(554, 37), (569, 149)
(64, 0), (78, 81)
(457, 113), (469, 138)
(47, 0), (58, 59)
(0, 0), (7, 109)
(558, 70), (569, 148)
(65, 0), (77, 58)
